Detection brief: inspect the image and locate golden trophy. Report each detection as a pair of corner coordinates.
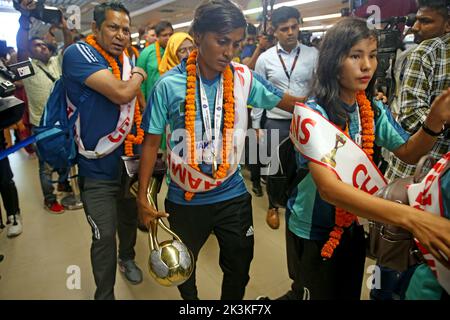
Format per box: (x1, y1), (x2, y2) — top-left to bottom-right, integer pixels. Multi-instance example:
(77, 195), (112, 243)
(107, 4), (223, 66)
(147, 218), (194, 287)
(321, 133), (347, 168)
(126, 155), (194, 287)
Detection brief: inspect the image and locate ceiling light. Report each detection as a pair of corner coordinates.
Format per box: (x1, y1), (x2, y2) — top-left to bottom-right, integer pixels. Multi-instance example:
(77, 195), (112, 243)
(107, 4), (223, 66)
(130, 0), (176, 17)
(243, 0), (318, 15)
(173, 0), (322, 30)
(300, 25), (333, 31)
(173, 21), (193, 29)
(131, 33), (139, 38)
(302, 13), (342, 22)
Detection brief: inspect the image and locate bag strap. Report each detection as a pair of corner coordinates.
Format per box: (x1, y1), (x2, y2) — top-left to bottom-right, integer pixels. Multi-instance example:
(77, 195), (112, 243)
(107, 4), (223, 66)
(37, 65), (57, 83)
(286, 168), (309, 199)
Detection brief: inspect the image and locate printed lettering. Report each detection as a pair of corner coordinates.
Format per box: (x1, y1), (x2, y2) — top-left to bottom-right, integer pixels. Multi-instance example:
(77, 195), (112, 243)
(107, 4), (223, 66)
(204, 180), (222, 191)
(290, 114), (316, 145)
(353, 164), (379, 194)
(171, 162), (187, 184)
(108, 117), (130, 142)
(300, 118), (316, 144)
(187, 171), (202, 190)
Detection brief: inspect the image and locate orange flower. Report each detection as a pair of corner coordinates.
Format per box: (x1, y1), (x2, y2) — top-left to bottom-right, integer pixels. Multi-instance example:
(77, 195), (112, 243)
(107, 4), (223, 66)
(155, 41), (162, 75)
(183, 49), (235, 200)
(85, 35), (144, 157)
(321, 91), (375, 259)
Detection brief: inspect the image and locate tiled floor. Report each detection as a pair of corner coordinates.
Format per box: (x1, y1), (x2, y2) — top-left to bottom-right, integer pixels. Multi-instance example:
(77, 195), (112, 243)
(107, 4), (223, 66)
(0, 149), (373, 299)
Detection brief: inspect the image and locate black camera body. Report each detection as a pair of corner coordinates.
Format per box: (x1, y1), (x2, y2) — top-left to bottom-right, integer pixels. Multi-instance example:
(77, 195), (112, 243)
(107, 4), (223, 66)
(0, 59), (35, 130)
(13, 0), (62, 25)
(374, 14), (416, 101)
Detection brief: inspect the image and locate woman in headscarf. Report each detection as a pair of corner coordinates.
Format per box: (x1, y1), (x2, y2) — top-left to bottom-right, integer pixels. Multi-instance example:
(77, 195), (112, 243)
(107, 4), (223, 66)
(158, 32), (194, 75)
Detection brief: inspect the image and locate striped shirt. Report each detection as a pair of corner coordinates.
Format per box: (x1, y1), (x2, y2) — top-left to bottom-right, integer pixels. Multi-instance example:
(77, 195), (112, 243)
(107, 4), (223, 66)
(385, 33), (450, 182)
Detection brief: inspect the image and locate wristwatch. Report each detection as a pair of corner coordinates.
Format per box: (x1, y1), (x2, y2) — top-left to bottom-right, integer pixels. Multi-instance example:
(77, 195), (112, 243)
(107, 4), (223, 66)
(421, 122), (444, 137)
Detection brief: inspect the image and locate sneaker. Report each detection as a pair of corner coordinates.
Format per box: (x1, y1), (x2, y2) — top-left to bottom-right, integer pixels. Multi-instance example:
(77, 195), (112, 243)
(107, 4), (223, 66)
(252, 181), (263, 197)
(119, 259), (143, 284)
(6, 215), (22, 238)
(44, 201), (65, 214)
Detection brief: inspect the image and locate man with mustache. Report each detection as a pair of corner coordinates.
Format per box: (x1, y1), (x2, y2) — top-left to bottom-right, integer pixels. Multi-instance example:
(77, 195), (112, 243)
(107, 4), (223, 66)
(62, 1), (147, 299)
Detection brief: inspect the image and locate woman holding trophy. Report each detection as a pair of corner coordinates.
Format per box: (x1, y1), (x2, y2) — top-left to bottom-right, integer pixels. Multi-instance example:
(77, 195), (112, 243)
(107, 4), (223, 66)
(137, 0), (305, 300)
(285, 17), (450, 300)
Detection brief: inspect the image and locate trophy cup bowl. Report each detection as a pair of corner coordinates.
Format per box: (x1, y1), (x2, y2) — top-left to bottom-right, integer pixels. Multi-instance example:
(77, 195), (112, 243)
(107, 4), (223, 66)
(321, 133), (347, 168)
(148, 219), (194, 287)
(148, 237), (195, 287)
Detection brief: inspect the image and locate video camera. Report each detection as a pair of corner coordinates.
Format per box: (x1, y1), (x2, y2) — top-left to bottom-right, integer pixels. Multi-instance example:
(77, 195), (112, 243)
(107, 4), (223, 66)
(374, 14), (416, 101)
(13, 0), (62, 25)
(260, 0), (276, 42)
(0, 41), (35, 130)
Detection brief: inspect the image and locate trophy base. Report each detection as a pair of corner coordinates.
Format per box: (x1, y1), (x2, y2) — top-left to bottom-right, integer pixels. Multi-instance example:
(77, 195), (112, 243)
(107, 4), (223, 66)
(321, 157), (336, 168)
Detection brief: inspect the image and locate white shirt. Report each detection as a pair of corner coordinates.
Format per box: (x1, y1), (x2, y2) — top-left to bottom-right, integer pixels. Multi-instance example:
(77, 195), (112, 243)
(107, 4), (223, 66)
(252, 42), (318, 128)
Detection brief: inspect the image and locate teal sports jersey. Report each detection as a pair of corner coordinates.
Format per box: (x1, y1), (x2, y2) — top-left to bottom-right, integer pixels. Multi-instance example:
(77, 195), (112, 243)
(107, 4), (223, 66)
(141, 60), (283, 206)
(287, 99), (410, 240)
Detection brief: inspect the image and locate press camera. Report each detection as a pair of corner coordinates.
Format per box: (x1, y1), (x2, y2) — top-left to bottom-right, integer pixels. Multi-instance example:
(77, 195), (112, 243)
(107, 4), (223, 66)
(13, 0), (62, 25)
(0, 42), (35, 130)
(374, 14), (416, 101)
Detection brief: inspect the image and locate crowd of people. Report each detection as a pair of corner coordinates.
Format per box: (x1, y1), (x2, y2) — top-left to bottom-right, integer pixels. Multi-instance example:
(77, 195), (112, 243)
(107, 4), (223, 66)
(0, 0), (449, 301)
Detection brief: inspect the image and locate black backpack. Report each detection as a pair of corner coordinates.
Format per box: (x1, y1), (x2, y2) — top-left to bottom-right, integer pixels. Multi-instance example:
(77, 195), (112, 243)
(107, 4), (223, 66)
(266, 137), (308, 208)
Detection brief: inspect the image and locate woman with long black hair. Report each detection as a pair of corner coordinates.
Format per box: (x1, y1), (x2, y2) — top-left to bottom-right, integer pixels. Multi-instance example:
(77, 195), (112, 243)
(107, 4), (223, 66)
(285, 17), (450, 300)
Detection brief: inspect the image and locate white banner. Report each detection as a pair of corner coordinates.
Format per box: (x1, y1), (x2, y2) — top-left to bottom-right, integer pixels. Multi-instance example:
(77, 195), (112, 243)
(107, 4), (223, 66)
(167, 62), (252, 193)
(408, 152), (450, 294)
(289, 103), (387, 195)
(71, 52), (137, 159)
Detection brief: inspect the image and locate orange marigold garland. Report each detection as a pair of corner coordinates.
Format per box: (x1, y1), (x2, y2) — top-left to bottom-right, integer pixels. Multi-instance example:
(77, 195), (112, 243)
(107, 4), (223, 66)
(321, 90), (375, 259)
(85, 35), (144, 157)
(183, 49), (235, 201)
(155, 41), (162, 75)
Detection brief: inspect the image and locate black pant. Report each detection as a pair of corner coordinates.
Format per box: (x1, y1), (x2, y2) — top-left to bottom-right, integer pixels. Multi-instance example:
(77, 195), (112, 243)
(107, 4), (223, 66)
(165, 193), (254, 300)
(264, 119), (291, 209)
(79, 175), (138, 300)
(0, 156), (20, 217)
(287, 215), (366, 300)
(279, 211), (304, 300)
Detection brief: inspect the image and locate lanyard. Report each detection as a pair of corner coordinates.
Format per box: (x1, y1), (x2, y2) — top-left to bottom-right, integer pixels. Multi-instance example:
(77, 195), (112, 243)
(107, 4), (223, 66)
(197, 66), (224, 167)
(277, 47), (300, 82)
(354, 103), (363, 147)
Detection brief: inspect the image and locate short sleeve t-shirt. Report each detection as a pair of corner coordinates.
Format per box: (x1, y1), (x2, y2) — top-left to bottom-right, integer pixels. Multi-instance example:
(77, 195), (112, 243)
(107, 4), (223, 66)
(141, 61), (283, 205)
(62, 42), (125, 181)
(287, 99), (410, 240)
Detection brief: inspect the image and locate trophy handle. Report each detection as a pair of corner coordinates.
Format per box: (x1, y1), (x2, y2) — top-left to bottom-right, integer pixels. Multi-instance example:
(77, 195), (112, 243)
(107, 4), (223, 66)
(157, 218), (183, 243)
(148, 220), (159, 251)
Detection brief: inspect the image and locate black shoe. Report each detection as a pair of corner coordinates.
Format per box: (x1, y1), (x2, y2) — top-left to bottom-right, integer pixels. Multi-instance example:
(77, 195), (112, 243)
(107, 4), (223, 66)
(256, 296), (271, 300)
(252, 182), (263, 197)
(57, 181), (73, 193)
